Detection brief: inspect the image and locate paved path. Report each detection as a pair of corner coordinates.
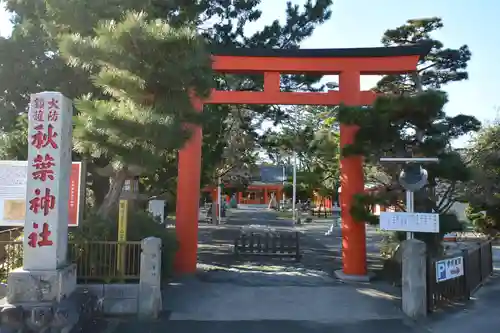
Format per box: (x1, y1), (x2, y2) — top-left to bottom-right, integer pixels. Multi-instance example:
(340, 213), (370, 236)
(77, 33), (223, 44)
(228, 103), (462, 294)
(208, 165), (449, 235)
(115, 276), (417, 333)
(113, 207), (418, 333)
(112, 207), (500, 332)
(295, 219), (386, 268)
(116, 319), (421, 333)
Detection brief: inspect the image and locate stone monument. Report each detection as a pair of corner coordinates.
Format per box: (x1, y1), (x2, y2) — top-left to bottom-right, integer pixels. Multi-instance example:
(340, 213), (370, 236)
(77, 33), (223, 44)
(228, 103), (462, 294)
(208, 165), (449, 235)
(1, 92), (95, 332)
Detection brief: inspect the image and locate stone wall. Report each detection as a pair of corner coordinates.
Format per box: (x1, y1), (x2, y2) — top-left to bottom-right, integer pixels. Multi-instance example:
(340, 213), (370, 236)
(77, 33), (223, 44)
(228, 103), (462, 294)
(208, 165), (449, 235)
(77, 237), (163, 317)
(0, 237), (162, 319)
(77, 284), (139, 314)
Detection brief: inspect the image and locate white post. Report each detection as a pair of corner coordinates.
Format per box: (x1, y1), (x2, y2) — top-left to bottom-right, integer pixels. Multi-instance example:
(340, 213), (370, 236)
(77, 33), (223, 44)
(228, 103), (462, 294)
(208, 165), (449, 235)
(282, 164), (286, 208)
(406, 190), (414, 240)
(292, 152), (297, 220)
(24, 92), (72, 270)
(217, 176), (222, 224)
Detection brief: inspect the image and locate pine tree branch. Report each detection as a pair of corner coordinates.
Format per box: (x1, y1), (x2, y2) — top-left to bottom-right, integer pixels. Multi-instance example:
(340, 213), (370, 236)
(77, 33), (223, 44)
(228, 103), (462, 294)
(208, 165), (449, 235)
(417, 62), (437, 73)
(436, 181), (456, 212)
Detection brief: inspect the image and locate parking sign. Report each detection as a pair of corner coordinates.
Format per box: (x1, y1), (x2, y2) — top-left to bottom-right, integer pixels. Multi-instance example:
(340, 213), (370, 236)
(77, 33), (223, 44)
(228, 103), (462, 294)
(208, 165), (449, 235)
(435, 256), (464, 283)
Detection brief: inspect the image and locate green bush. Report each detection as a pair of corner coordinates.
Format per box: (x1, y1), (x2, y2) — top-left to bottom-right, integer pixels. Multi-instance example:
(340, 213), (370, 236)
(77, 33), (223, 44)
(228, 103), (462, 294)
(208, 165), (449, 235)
(126, 210), (177, 278)
(379, 231), (400, 259)
(466, 204), (500, 237)
(71, 209), (178, 279)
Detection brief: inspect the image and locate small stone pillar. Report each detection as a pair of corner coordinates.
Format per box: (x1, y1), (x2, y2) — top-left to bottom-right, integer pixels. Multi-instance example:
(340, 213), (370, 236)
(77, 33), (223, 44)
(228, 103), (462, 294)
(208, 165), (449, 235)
(401, 239), (427, 318)
(138, 237), (162, 319)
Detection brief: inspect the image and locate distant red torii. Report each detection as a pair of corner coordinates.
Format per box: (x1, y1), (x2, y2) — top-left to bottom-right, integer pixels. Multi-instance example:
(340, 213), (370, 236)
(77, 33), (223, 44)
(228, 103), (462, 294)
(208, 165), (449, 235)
(175, 44), (430, 279)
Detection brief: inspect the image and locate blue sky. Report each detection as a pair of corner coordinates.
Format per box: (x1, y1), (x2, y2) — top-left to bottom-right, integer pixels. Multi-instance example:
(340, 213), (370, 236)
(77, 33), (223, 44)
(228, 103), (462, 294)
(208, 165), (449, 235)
(251, 0), (500, 147)
(1, 0), (498, 147)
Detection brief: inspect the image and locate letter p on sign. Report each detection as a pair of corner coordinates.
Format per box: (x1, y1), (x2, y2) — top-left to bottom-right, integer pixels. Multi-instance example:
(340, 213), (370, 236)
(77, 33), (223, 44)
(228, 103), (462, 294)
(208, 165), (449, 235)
(436, 262), (446, 282)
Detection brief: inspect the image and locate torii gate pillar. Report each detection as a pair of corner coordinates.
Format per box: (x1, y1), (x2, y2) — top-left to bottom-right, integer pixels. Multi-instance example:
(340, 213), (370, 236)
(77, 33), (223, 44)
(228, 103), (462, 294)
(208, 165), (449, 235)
(337, 71), (367, 278)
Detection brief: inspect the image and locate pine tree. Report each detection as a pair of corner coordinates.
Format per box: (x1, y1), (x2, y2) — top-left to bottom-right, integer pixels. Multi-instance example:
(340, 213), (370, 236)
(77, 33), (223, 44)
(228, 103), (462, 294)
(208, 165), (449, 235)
(463, 117), (500, 235)
(0, 1), (334, 208)
(376, 17), (471, 93)
(59, 11), (213, 218)
(338, 18), (481, 252)
(140, 0), (334, 197)
(261, 105), (340, 201)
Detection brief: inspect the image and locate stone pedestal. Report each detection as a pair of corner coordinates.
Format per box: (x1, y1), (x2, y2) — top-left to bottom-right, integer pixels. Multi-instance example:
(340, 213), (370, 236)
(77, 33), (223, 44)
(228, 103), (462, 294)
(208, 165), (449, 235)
(0, 287), (98, 333)
(6, 264), (76, 303)
(1, 264), (96, 332)
(334, 270), (373, 283)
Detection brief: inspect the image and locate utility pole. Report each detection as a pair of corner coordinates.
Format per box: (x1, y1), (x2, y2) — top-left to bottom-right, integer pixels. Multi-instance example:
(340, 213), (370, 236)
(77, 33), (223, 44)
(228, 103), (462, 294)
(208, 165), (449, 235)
(282, 164), (286, 208)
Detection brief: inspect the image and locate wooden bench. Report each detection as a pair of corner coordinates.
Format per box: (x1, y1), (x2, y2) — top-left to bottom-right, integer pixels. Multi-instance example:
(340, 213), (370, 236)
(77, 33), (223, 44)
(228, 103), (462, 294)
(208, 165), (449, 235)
(233, 228), (301, 261)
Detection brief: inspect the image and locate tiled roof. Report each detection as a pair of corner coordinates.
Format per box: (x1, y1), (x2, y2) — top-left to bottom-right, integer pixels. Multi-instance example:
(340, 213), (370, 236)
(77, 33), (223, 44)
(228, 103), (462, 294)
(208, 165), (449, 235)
(251, 165), (288, 184)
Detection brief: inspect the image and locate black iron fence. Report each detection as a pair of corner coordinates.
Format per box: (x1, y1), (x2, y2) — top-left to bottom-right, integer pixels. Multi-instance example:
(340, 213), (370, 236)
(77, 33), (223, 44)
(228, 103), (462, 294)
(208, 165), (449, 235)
(0, 240), (142, 284)
(427, 240), (493, 312)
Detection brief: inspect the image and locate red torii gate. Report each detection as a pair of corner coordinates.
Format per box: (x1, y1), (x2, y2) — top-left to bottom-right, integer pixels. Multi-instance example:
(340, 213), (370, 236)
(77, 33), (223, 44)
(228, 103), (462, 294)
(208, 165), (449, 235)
(174, 44), (430, 279)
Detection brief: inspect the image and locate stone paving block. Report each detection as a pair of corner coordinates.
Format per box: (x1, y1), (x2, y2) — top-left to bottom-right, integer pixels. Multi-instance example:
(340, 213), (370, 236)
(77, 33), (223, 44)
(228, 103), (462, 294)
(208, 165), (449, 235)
(104, 284), (139, 299)
(77, 284), (104, 298)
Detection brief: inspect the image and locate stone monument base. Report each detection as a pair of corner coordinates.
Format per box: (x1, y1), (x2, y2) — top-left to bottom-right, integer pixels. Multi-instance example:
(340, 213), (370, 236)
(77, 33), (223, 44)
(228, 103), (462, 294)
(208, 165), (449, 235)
(7, 264), (77, 303)
(334, 269), (374, 282)
(0, 264), (99, 332)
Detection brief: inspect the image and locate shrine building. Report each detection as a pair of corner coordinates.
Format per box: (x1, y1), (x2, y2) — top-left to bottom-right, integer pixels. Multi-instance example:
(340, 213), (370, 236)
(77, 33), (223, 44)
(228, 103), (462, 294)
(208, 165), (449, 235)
(202, 165), (287, 205)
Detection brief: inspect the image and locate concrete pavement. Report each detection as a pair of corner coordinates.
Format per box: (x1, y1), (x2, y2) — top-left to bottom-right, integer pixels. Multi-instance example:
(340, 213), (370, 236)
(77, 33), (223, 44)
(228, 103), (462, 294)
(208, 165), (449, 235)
(113, 206), (419, 332)
(294, 218), (387, 274)
(110, 207), (500, 332)
(116, 319), (421, 333)
(113, 274), (418, 333)
(210, 210), (500, 332)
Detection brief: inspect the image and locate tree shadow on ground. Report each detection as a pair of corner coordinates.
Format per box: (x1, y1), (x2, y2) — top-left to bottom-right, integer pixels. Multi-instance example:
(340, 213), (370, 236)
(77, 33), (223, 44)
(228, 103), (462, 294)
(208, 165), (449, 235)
(197, 223), (343, 274)
(195, 214), (401, 306)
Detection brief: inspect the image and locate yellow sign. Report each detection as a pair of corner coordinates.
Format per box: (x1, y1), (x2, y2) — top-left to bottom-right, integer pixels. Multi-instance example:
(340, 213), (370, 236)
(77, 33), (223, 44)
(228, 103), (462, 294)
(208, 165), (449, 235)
(117, 200), (128, 274)
(118, 200), (128, 242)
